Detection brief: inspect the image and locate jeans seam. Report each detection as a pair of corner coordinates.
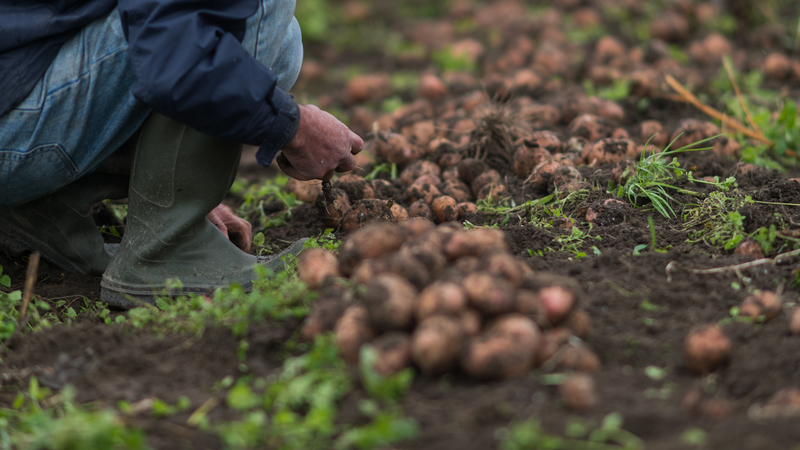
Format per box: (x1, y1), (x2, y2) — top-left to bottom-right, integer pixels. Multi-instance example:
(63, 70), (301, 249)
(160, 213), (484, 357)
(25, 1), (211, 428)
(44, 46), (129, 98)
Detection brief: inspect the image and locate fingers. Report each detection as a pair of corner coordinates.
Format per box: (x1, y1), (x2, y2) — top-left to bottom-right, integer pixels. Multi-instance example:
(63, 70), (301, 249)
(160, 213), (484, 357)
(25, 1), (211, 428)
(350, 132), (364, 155)
(335, 153), (357, 173)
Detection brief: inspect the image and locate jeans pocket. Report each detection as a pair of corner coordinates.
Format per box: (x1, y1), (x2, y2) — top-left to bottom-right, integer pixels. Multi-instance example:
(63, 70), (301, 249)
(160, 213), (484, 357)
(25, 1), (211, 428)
(0, 143), (78, 208)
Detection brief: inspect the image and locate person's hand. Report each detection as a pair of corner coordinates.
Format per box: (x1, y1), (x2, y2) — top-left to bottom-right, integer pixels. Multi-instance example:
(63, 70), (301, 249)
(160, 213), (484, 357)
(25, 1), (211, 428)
(207, 204), (252, 252)
(276, 104), (364, 180)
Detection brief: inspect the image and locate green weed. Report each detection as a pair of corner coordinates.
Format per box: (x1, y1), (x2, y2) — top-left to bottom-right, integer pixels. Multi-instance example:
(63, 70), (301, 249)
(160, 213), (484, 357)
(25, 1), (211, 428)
(230, 175), (302, 231)
(499, 412), (643, 450)
(583, 79), (631, 102)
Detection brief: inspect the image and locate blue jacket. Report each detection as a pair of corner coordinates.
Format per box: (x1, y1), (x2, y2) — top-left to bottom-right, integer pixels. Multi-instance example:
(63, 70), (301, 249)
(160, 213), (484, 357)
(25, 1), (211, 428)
(0, 0), (299, 166)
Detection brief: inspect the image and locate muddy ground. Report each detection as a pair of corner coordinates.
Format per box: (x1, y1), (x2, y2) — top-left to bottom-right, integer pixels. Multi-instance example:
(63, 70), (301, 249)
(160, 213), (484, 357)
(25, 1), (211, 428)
(4, 0), (800, 449)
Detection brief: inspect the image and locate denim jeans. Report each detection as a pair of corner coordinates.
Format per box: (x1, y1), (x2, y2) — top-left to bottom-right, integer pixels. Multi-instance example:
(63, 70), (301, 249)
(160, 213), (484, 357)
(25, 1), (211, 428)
(0, 0), (302, 208)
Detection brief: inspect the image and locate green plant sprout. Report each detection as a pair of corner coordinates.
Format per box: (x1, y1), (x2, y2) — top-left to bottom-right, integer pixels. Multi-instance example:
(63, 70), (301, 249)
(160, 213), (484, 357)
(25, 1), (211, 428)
(617, 134), (721, 218)
(500, 412), (643, 450)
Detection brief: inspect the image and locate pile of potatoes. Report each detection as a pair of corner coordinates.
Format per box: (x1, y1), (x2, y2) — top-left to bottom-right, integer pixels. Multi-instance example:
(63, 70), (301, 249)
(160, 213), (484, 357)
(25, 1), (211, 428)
(297, 219), (598, 381)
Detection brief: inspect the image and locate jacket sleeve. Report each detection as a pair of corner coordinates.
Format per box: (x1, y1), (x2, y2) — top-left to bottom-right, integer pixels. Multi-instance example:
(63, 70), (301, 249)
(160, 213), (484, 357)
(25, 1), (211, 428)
(117, 0), (299, 166)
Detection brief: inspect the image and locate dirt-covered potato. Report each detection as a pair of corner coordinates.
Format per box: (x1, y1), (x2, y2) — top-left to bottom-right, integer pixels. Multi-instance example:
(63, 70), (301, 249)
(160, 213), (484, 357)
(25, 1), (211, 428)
(456, 158), (489, 185)
(301, 296), (349, 341)
(583, 138), (638, 165)
(515, 289), (547, 326)
(513, 142), (552, 179)
(565, 308), (592, 339)
(739, 291), (782, 323)
(457, 202), (477, 217)
(371, 178), (400, 200)
(612, 159), (638, 185)
(789, 308), (800, 335)
(638, 120), (668, 148)
(568, 114), (614, 142)
(404, 182), (442, 206)
(338, 222), (408, 275)
(380, 133), (425, 166)
(439, 179), (473, 203)
(286, 178), (322, 203)
(412, 315), (465, 374)
(480, 251), (531, 287)
(408, 198), (434, 220)
(334, 174), (375, 201)
(415, 281), (468, 320)
(398, 216), (436, 238)
(335, 305), (375, 364)
(339, 199), (394, 233)
(669, 119), (721, 150)
(363, 274), (418, 331)
(486, 314), (542, 356)
(460, 332), (534, 380)
(431, 195), (459, 223)
(470, 170), (502, 198)
(477, 182), (508, 203)
(559, 343), (601, 372)
(297, 248), (340, 290)
(550, 165), (582, 190)
(463, 271), (516, 315)
(365, 332), (413, 376)
(459, 309), (483, 337)
(525, 159), (561, 194)
(560, 374), (598, 412)
(315, 187), (351, 229)
(538, 284), (577, 326)
(389, 203), (409, 222)
(400, 160), (442, 186)
(419, 73), (448, 101)
(442, 228), (509, 260)
(684, 324), (731, 374)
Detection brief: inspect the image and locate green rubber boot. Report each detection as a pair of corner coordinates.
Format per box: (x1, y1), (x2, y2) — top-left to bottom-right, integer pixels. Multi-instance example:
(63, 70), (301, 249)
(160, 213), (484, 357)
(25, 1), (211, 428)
(0, 172), (129, 274)
(100, 113), (306, 308)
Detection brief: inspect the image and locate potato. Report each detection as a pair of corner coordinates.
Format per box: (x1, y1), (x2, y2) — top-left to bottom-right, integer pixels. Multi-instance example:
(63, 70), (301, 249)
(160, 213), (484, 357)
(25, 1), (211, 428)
(442, 228), (509, 260)
(477, 182), (508, 203)
(389, 203), (409, 222)
(525, 159), (561, 195)
(399, 160), (442, 187)
(454, 256), (481, 274)
(565, 308), (592, 339)
(339, 199), (393, 233)
(585, 198), (627, 224)
(456, 158), (489, 184)
(684, 324), (731, 374)
(568, 114), (614, 142)
(480, 251), (531, 287)
(286, 178), (322, 203)
(400, 244), (448, 278)
(365, 332), (413, 376)
(412, 315), (464, 375)
(459, 309), (482, 337)
(335, 305), (375, 364)
(441, 165), (460, 181)
(560, 374), (597, 412)
(415, 281), (468, 320)
(439, 179), (473, 203)
(350, 258), (391, 286)
(763, 53), (793, 79)
(583, 138), (638, 165)
(486, 314), (542, 356)
(404, 182), (441, 206)
(384, 250), (432, 289)
(301, 296), (348, 341)
(419, 73), (448, 101)
(739, 291), (782, 323)
(669, 119), (721, 151)
(338, 222), (408, 276)
(437, 152), (462, 169)
(371, 178), (400, 200)
(470, 170), (502, 197)
(382, 133), (425, 166)
(457, 202), (477, 218)
(333, 174), (375, 201)
(461, 332), (534, 380)
(638, 120), (667, 148)
(363, 274), (418, 331)
(398, 216), (435, 238)
(408, 199), (434, 221)
(347, 73), (390, 103)
(538, 284), (577, 326)
(463, 271), (516, 315)
(649, 10), (689, 43)
(550, 165), (582, 190)
(513, 143), (552, 179)
(515, 289), (547, 326)
(559, 343), (600, 372)
(528, 130), (563, 153)
(297, 248), (340, 290)
(789, 308), (800, 335)
(431, 195), (459, 223)
(315, 187), (350, 229)
(403, 120), (437, 147)
(612, 160), (637, 185)
(535, 328), (572, 367)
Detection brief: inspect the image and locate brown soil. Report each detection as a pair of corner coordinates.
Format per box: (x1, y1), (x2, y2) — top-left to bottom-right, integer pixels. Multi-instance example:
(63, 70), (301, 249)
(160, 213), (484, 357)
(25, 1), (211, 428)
(4, 0), (800, 448)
